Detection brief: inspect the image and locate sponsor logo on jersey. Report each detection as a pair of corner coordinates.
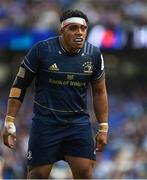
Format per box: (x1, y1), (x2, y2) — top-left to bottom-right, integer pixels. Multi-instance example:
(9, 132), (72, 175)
(67, 74), (74, 80)
(49, 63), (59, 71)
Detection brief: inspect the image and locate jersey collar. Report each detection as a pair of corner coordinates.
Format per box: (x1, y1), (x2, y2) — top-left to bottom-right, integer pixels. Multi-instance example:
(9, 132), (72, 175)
(59, 36), (81, 55)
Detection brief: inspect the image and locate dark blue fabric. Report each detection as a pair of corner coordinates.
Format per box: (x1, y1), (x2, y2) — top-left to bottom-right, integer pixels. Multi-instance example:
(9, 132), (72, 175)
(27, 120), (96, 165)
(23, 36), (104, 124)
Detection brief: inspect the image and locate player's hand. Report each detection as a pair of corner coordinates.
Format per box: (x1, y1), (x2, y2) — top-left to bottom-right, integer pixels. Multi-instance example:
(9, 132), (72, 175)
(95, 132), (108, 152)
(2, 123), (16, 149)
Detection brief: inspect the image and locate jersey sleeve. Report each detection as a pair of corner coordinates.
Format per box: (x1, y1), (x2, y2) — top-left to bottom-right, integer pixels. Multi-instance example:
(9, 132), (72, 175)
(22, 43), (40, 73)
(91, 52), (105, 81)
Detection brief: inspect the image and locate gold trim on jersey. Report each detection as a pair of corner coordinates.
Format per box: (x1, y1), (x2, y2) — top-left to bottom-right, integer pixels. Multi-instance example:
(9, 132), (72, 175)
(34, 100), (85, 113)
(43, 69), (92, 76)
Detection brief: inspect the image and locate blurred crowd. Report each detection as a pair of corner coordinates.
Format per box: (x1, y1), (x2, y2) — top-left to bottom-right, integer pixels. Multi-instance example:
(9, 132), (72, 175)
(1, 0), (147, 30)
(1, 0), (147, 49)
(0, 0), (147, 179)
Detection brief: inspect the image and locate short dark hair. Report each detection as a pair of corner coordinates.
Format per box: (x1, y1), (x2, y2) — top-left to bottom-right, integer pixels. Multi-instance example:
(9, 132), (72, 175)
(60, 9), (88, 24)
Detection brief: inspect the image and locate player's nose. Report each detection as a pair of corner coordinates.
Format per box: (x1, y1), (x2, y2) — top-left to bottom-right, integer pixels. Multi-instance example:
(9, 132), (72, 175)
(76, 27), (83, 34)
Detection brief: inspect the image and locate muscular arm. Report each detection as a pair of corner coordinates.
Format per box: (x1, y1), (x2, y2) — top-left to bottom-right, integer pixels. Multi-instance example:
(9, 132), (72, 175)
(91, 77), (108, 123)
(2, 64), (35, 148)
(91, 77), (109, 152)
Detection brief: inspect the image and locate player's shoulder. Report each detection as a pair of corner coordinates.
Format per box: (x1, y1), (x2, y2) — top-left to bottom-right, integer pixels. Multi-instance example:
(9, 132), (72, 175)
(32, 36), (59, 53)
(43, 36), (59, 43)
(83, 41), (101, 56)
(37, 36), (59, 47)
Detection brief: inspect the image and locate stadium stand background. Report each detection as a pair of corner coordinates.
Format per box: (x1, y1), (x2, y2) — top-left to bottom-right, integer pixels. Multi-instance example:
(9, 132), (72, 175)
(0, 0), (147, 178)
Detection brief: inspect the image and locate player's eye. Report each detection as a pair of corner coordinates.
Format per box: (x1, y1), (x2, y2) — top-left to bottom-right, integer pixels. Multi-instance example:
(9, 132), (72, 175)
(68, 25), (79, 31)
(67, 25), (87, 32)
(81, 25), (87, 31)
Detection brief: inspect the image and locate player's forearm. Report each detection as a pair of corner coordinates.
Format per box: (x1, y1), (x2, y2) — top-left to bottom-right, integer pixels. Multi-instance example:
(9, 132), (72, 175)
(4, 98), (21, 137)
(93, 89), (108, 123)
(93, 90), (108, 133)
(6, 98), (22, 118)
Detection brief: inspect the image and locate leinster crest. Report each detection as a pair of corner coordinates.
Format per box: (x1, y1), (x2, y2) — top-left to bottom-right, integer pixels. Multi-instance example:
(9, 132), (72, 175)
(83, 61), (93, 74)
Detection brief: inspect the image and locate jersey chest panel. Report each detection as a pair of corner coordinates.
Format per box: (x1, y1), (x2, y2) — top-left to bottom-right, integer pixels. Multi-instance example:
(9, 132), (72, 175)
(39, 52), (93, 88)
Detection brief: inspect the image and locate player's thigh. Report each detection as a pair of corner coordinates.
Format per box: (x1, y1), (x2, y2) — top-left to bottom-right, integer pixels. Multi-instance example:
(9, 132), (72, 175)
(27, 164), (53, 179)
(65, 156), (95, 179)
(63, 124), (96, 161)
(28, 119), (64, 165)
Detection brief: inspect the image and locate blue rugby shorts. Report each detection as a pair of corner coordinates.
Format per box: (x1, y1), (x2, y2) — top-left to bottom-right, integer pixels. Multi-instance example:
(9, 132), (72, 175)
(27, 120), (96, 165)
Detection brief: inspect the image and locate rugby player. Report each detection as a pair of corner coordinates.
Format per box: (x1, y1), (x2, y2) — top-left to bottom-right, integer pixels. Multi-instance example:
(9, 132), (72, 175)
(2, 9), (108, 179)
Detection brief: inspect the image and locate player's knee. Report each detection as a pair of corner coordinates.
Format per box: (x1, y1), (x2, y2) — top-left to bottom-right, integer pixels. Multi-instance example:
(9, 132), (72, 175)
(27, 171), (46, 179)
(76, 166), (93, 179)
(27, 168), (49, 179)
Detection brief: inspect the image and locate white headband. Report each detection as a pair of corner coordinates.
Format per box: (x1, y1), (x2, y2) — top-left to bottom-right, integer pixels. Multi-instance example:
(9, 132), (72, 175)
(61, 17), (87, 28)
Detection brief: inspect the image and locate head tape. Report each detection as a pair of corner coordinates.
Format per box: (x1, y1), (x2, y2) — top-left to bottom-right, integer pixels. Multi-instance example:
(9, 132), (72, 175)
(61, 17), (87, 28)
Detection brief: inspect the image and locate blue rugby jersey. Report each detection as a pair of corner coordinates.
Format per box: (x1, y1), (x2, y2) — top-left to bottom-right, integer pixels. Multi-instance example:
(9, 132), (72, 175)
(23, 36), (105, 125)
